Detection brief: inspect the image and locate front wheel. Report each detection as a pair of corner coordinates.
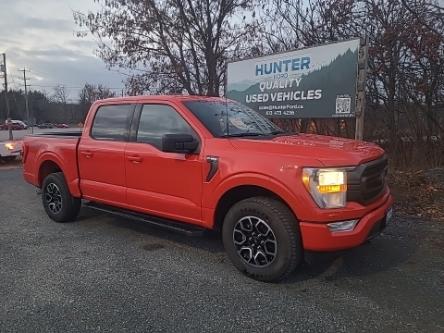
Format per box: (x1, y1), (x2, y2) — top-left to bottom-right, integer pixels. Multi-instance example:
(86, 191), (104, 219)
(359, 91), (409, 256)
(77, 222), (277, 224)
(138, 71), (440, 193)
(222, 196), (302, 282)
(42, 172), (81, 222)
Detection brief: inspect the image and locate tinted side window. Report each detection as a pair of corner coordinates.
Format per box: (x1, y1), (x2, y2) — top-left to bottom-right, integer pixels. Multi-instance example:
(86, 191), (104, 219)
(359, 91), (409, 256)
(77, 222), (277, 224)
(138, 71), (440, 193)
(91, 104), (134, 141)
(137, 104), (195, 149)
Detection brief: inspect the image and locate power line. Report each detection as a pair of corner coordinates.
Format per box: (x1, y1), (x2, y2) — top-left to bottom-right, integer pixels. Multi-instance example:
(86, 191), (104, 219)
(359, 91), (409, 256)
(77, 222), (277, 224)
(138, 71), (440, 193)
(27, 84), (124, 90)
(8, 73), (19, 90)
(10, 68), (125, 91)
(18, 68), (30, 122)
(15, 66), (126, 91)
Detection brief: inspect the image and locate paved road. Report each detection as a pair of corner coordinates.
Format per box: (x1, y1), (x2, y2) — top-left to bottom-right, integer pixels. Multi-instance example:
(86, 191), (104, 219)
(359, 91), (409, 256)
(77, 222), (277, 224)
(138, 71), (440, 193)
(0, 167), (443, 332)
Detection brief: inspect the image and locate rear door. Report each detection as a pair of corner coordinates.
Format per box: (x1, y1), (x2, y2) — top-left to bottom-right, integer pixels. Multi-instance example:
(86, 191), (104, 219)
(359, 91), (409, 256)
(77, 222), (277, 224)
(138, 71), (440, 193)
(124, 103), (204, 225)
(78, 103), (135, 205)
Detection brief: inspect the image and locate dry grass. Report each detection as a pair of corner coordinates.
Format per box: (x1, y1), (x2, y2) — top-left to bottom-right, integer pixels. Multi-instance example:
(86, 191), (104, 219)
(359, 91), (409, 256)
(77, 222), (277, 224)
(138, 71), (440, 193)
(388, 168), (444, 221)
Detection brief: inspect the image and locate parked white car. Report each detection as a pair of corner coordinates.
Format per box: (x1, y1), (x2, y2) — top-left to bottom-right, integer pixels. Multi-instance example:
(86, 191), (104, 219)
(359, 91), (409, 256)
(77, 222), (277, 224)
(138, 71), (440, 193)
(1, 119), (28, 130)
(10, 120), (28, 129)
(0, 140), (22, 161)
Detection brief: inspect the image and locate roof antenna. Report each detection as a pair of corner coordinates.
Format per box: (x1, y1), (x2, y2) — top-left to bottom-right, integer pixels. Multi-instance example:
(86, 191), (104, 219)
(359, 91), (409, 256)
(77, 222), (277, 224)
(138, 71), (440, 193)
(225, 95), (229, 136)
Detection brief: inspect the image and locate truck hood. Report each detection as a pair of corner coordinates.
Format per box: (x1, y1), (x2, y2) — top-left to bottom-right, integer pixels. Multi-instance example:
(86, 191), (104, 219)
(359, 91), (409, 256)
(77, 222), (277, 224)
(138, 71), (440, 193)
(230, 134), (385, 167)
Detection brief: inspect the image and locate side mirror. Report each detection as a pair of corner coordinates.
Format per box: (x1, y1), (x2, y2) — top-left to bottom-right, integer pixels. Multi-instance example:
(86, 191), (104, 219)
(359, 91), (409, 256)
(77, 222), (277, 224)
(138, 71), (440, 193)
(162, 133), (199, 154)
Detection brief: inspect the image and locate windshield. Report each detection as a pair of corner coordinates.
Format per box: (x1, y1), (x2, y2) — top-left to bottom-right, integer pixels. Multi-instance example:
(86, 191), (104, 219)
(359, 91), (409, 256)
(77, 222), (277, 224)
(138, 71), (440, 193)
(183, 99), (284, 137)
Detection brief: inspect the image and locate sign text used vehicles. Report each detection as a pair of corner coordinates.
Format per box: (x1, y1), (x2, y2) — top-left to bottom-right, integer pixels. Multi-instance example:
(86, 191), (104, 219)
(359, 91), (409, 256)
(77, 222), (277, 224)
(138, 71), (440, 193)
(226, 39), (360, 119)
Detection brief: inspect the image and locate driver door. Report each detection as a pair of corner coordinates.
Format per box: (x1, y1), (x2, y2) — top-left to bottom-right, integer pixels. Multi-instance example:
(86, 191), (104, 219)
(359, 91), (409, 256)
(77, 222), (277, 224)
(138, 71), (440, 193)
(124, 103), (204, 225)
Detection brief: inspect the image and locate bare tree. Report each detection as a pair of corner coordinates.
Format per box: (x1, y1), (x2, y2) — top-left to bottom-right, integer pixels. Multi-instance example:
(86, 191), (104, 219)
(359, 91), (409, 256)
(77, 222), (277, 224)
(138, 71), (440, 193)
(261, 0), (356, 51)
(72, 0), (443, 166)
(261, 0), (444, 166)
(79, 83), (116, 120)
(79, 83), (116, 104)
(74, 0), (260, 96)
(51, 85), (68, 104)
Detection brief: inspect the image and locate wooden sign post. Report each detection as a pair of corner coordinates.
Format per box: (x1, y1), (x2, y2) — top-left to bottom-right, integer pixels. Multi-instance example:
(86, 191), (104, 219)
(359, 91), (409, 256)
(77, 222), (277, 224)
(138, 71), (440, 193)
(355, 37), (369, 141)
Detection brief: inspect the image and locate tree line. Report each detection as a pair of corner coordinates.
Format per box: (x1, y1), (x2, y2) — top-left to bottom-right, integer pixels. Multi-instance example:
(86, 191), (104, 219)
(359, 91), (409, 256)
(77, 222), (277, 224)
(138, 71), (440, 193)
(0, 83), (116, 124)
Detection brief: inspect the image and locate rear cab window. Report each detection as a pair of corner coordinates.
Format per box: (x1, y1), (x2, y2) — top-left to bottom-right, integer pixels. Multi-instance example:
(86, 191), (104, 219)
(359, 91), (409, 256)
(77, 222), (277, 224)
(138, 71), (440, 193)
(91, 104), (135, 141)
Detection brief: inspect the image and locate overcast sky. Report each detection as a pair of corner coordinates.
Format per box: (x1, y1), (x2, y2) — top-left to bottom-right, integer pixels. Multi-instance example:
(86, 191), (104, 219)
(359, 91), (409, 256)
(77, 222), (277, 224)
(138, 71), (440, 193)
(0, 0), (126, 101)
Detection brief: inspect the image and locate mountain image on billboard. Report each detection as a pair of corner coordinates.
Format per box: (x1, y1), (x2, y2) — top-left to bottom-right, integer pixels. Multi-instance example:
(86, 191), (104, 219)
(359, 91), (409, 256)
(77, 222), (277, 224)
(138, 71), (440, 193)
(226, 39), (360, 118)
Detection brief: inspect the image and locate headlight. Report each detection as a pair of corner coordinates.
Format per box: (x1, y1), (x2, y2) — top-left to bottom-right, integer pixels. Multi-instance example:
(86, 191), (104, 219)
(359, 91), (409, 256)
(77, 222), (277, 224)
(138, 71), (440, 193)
(4, 142), (15, 150)
(302, 168), (347, 208)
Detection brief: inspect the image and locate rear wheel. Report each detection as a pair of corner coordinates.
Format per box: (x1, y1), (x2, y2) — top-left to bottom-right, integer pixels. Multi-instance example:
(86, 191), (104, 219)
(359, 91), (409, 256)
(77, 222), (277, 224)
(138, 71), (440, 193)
(42, 172), (80, 222)
(222, 196), (302, 282)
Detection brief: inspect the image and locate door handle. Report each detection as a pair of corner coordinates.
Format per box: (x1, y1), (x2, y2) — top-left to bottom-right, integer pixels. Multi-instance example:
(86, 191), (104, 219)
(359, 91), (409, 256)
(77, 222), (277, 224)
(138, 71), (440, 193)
(127, 155), (143, 163)
(80, 150), (93, 158)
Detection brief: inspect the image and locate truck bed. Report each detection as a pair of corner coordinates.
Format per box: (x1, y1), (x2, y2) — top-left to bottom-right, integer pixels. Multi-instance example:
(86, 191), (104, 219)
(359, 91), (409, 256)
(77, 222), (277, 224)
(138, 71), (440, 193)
(27, 130), (82, 138)
(22, 132), (81, 196)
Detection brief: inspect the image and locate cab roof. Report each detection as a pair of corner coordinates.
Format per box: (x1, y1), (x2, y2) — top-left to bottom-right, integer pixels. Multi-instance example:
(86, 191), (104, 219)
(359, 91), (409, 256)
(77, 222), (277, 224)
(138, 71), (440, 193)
(96, 95), (226, 104)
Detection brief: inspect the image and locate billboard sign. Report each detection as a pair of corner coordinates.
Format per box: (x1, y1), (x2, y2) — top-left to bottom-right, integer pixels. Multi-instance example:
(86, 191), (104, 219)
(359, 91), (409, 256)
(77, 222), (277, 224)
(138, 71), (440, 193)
(226, 39), (360, 118)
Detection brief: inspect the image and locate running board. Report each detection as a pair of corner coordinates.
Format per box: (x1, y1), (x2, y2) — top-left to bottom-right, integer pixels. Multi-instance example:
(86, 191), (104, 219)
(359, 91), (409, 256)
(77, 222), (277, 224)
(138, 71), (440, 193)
(85, 202), (207, 237)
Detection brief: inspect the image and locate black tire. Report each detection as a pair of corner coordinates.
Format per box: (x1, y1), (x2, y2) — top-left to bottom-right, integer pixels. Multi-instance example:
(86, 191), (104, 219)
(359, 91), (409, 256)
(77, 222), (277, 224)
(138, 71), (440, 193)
(222, 196), (302, 282)
(41, 172), (81, 222)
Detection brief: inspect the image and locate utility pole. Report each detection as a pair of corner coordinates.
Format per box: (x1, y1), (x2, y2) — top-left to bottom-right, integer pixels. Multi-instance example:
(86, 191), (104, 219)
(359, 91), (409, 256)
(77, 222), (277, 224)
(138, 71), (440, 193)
(1, 53), (13, 140)
(19, 68), (30, 124)
(354, 37), (369, 141)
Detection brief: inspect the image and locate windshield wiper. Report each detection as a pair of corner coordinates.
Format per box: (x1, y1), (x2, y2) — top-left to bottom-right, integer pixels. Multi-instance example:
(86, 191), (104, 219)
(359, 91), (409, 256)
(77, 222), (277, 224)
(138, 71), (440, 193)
(269, 130), (286, 135)
(221, 132), (265, 138)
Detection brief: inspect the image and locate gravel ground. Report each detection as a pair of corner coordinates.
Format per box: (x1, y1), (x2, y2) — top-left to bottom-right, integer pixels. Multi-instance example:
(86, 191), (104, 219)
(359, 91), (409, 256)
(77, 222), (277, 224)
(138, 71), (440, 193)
(0, 167), (443, 332)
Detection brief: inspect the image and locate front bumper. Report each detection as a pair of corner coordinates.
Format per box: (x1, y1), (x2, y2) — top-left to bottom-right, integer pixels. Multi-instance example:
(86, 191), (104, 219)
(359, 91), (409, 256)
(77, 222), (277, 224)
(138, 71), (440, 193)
(0, 141), (22, 158)
(0, 149), (21, 158)
(299, 194), (394, 251)
(8, 149), (21, 156)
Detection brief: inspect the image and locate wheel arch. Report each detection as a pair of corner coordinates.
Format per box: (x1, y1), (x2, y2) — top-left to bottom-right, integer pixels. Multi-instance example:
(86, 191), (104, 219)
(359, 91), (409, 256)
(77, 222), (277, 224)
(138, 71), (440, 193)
(38, 159), (63, 187)
(213, 183), (299, 232)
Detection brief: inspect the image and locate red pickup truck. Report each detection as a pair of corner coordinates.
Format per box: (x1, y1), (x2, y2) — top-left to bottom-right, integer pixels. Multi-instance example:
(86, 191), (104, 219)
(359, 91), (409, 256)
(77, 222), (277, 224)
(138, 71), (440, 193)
(23, 96), (393, 281)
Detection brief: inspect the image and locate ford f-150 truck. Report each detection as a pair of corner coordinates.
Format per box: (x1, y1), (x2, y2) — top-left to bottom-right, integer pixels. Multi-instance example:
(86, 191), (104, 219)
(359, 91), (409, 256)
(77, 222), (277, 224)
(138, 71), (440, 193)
(23, 95), (393, 281)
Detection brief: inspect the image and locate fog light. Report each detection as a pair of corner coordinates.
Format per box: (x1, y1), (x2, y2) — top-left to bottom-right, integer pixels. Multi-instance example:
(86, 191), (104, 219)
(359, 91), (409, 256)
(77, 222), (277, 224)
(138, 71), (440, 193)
(327, 219), (359, 232)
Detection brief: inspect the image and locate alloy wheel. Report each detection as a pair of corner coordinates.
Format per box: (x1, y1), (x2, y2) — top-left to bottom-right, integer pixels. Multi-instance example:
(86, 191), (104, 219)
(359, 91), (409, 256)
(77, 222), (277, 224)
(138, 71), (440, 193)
(44, 183), (63, 214)
(232, 216), (277, 267)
